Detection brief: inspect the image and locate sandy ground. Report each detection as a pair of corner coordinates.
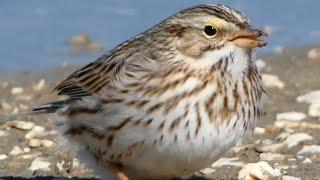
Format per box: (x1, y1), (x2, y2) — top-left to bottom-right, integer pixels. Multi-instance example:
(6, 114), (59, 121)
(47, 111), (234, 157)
(1, 45), (320, 179)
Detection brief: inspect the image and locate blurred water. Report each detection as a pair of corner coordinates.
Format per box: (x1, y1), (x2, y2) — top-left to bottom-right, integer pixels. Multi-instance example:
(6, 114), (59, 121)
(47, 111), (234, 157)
(0, 0), (319, 70)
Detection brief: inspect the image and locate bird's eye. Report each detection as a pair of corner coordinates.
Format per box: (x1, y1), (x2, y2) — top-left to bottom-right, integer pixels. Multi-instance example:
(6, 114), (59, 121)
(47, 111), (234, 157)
(204, 25), (217, 37)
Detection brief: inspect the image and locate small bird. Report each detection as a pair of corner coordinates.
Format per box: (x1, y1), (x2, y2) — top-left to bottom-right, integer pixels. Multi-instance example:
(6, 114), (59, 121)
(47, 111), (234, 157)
(1, 4), (267, 180)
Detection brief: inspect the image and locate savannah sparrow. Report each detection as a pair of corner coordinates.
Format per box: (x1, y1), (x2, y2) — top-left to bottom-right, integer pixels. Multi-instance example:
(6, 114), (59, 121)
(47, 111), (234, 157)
(7, 4), (268, 180)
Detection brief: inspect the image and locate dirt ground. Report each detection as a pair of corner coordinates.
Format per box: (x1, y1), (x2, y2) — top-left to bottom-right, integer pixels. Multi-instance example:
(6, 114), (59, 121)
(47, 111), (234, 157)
(1, 45), (320, 180)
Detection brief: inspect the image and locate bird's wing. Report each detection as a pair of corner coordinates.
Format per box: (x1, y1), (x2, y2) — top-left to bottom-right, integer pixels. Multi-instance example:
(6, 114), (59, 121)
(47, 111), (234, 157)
(53, 50), (159, 99)
(53, 52), (128, 98)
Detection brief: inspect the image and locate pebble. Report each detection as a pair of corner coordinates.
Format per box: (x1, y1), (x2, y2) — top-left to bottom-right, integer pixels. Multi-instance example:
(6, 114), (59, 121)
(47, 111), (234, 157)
(259, 153), (286, 161)
(308, 103), (320, 117)
(20, 154), (35, 159)
(41, 139), (55, 148)
(211, 157), (245, 168)
(307, 48), (320, 60)
(256, 133), (313, 153)
(274, 45), (285, 54)
(230, 145), (253, 154)
(25, 125), (45, 139)
(28, 139), (42, 148)
(262, 74), (285, 89)
(9, 146), (24, 156)
(255, 143), (283, 153)
(8, 120), (35, 130)
(254, 127), (266, 135)
(16, 95), (32, 101)
(24, 147), (31, 153)
(87, 42), (103, 53)
(56, 161), (65, 171)
(201, 168), (216, 174)
(302, 157), (312, 164)
(276, 112), (306, 122)
(284, 133), (313, 148)
(238, 161), (281, 180)
(276, 132), (290, 140)
(68, 34), (91, 46)
(255, 59), (266, 71)
(297, 145), (320, 154)
(262, 25), (278, 35)
(19, 104), (28, 110)
(282, 175), (301, 180)
(0, 130), (8, 137)
(0, 154), (8, 161)
(1, 101), (12, 111)
(28, 157), (51, 171)
(33, 79), (46, 91)
(11, 87), (24, 95)
(296, 90), (320, 104)
(72, 158), (80, 168)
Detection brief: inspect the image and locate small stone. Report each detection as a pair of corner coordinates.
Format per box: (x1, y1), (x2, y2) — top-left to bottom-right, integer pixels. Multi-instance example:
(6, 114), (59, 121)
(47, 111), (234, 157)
(68, 34), (91, 46)
(276, 132), (290, 140)
(0, 154), (8, 160)
(41, 139), (54, 148)
(302, 157), (312, 164)
(16, 95), (32, 101)
(56, 161), (65, 171)
(254, 127), (266, 135)
(307, 48), (320, 60)
(28, 139), (42, 148)
(20, 154), (35, 159)
(308, 103), (320, 117)
(11, 87), (24, 95)
(262, 139), (273, 145)
(229, 144), (253, 154)
(297, 90), (320, 104)
(87, 42), (102, 53)
(8, 120), (35, 130)
(297, 145), (320, 154)
(201, 168), (215, 174)
(259, 153), (286, 161)
(1, 101), (12, 111)
(25, 126), (45, 139)
(212, 157), (245, 168)
(33, 79), (46, 91)
(262, 25), (279, 35)
(24, 147), (31, 153)
(19, 104), (28, 110)
(288, 158), (296, 162)
(29, 157), (51, 171)
(72, 158), (80, 168)
(238, 161), (281, 180)
(282, 175), (301, 180)
(276, 112), (306, 122)
(262, 74), (285, 89)
(255, 143), (284, 153)
(274, 45), (285, 54)
(10, 146), (24, 156)
(284, 133), (313, 148)
(255, 59), (266, 71)
(0, 130), (8, 137)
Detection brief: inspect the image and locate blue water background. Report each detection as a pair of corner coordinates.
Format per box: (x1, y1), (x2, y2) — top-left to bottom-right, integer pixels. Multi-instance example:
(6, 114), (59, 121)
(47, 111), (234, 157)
(0, 0), (319, 70)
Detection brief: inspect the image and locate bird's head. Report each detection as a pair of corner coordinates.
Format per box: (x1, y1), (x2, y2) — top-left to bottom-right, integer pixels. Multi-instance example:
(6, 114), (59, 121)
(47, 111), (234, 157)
(155, 4), (267, 68)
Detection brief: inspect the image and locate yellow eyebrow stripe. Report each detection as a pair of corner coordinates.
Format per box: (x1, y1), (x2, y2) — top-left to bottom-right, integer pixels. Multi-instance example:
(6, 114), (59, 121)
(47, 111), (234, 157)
(204, 18), (223, 29)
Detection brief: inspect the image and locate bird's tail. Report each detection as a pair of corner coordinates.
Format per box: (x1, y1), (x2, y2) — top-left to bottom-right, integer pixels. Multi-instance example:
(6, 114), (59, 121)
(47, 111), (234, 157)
(0, 100), (72, 122)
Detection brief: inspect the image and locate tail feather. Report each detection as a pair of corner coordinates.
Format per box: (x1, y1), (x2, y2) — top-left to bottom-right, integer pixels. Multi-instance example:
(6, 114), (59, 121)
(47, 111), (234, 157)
(0, 99), (72, 122)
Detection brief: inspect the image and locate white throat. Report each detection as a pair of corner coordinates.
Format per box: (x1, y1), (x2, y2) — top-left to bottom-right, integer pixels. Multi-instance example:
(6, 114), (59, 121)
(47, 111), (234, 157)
(178, 44), (252, 78)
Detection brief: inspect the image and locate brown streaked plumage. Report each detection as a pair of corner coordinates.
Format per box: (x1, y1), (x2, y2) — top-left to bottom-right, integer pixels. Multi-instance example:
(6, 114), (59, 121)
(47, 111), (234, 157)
(1, 4), (268, 180)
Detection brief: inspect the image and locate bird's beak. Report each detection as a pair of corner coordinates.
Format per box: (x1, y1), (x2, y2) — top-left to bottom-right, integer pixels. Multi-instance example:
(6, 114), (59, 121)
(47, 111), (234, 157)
(229, 28), (267, 49)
